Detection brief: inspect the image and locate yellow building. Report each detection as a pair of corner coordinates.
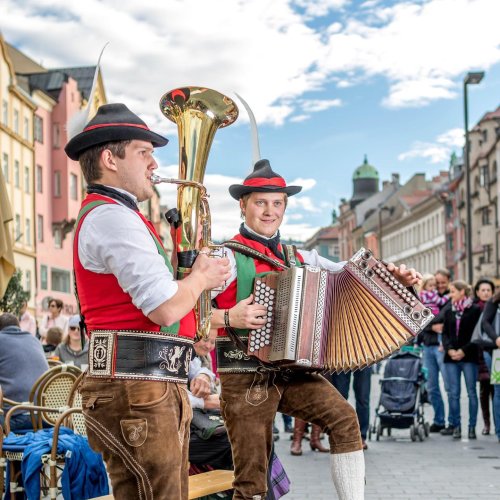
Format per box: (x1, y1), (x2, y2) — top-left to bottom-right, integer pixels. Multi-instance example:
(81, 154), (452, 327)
(0, 35), (37, 308)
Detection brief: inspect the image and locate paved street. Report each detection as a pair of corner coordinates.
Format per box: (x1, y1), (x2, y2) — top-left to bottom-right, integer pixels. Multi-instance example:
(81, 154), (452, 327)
(274, 368), (500, 499)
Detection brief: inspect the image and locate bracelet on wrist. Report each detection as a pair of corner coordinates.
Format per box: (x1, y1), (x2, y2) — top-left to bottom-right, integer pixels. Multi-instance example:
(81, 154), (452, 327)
(224, 309), (231, 328)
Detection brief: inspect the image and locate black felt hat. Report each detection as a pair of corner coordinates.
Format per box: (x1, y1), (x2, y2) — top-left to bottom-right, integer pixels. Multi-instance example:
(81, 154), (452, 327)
(229, 159), (302, 200)
(65, 103), (168, 161)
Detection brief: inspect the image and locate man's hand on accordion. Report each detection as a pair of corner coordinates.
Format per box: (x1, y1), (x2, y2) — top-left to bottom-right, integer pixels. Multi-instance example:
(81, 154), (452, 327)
(385, 263), (422, 287)
(229, 294), (268, 329)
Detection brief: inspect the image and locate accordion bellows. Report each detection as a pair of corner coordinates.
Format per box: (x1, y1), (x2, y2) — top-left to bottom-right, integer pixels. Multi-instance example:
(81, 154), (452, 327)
(248, 248), (433, 373)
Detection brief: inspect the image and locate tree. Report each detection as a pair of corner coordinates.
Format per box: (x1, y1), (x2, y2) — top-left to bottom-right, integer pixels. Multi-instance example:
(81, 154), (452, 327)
(0, 269), (30, 315)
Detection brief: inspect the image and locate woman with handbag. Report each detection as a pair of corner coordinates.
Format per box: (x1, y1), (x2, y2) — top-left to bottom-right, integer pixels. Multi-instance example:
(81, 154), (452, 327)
(442, 280), (481, 440)
(481, 289), (500, 443)
(473, 279), (495, 435)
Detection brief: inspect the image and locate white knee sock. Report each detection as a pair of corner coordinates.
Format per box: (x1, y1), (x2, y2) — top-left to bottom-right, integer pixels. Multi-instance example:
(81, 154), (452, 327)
(330, 450), (365, 500)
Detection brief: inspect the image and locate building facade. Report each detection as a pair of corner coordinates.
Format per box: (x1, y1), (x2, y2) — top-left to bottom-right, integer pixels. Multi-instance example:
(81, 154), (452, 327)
(0, 36), (37, 310)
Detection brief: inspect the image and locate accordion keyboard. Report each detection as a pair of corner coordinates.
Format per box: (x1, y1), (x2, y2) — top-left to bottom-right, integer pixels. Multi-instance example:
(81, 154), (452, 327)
(248, 277), (276, 355)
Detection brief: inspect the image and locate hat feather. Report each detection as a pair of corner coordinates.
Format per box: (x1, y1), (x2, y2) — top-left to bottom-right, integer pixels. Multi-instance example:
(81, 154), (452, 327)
(234, 92), (261, 168)
(67, 42), (109, 140)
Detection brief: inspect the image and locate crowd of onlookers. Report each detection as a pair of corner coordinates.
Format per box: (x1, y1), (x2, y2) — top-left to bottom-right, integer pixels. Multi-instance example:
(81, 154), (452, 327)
(416, 269), (500, 443)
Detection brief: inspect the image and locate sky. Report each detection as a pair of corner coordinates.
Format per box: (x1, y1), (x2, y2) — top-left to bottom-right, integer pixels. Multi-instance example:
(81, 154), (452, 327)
(2, 0), (500, 242)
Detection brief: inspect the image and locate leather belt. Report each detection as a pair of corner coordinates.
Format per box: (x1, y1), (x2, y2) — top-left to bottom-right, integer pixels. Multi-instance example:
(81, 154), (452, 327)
(216, 336), (261, 373)
(88, 330), (193, 383)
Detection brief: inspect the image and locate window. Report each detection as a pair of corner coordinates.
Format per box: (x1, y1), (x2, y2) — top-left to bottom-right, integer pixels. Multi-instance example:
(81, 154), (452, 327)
(479, 165), (489, 187)
(54, 171), (61, 197)
(25, 270), (32, 293)
(70, 173), (78, 200)
(36, 165), (43, 193)
(447, 234), (454, 251)
(37, 214), (44, 242)
(24, 117), (29, 140)
(54, 228), (62, 248)
(51, 268), (70, 293)
(483, 244), (493, 264)
(2, 100), (7, 125)
(13, 109), (19, 134)
(24, 166), (30, 193)
(15, 214), (21, 242)
(2, 153), (8, 182)
(25, 218), (31, 246)
(482, 207), (491, 225)
(41, 265), (48, 290)
(34, 116), (43, 143)
(14, 160), (20, 188)
(53, 123), (60, 148)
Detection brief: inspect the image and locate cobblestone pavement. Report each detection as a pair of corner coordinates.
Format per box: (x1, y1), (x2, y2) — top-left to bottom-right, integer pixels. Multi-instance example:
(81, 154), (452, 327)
(274, 369), (500, 499)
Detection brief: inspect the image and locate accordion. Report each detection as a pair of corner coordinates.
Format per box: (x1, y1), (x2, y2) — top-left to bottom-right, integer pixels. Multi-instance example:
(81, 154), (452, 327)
(247, 248), (433, 373)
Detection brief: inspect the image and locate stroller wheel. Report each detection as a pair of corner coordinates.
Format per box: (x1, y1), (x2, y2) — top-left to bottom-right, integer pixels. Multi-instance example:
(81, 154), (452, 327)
(417, 424), (425, 441)
(410, 424), (417, 442)
(387, 427), (391, 437)
(376, 424), (381, 441)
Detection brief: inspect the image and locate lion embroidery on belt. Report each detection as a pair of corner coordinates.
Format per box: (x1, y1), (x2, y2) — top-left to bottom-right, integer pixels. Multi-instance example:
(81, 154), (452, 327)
(159, 345), (186, 373)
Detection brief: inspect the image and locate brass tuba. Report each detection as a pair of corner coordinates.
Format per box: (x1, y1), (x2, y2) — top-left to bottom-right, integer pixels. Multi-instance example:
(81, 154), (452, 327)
(153, 87), (238, 339)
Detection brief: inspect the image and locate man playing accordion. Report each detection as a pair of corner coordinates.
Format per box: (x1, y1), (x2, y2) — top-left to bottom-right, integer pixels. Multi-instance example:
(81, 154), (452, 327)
(211, 159), (420, 500)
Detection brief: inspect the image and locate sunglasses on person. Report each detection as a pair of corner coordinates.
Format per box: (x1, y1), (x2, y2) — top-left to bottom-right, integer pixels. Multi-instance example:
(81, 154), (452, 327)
(69, 326), (80, 331)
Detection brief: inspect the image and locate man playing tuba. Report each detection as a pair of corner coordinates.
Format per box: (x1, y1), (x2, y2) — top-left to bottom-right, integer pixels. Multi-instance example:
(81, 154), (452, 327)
(65, 103), (230, 499)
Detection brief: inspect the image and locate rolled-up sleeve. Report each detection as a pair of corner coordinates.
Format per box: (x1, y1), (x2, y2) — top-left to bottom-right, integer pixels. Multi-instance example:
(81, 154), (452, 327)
(298, 249), (346, 271)
(78, 204), (178, 315)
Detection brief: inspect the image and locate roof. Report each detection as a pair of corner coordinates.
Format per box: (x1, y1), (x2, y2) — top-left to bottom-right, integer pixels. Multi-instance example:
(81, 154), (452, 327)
(314, 226), (339, 240)
(353, 155), (379, 180)
(27, 71), (69, 99)
(399, 189), (432, 209)
(54, 66), (98, 100)
(5, 42), (46, 74)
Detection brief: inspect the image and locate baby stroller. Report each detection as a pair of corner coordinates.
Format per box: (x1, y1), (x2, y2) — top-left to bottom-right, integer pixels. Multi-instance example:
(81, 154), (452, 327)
(369, 348), (429, 442)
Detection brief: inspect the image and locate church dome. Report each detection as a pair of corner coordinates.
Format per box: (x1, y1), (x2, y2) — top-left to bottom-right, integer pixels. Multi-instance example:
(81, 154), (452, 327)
(353, 155), (379, 180)
(350, 155), (379, 208)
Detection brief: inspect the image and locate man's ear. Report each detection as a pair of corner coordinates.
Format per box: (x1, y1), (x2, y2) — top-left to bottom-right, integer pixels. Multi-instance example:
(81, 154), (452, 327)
(100, 148), (118, 172)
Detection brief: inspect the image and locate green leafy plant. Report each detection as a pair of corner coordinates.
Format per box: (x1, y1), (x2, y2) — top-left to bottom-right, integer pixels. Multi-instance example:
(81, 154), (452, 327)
(0, 269), (30, 315)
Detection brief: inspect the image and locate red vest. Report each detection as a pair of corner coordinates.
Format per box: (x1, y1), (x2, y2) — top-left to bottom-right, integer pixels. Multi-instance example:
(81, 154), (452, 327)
(215, 233), (304, 336)
(73, 193), (195, 338)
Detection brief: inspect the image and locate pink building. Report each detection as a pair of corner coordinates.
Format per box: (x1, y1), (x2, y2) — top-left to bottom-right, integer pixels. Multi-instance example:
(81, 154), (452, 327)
(28, 71), (83, 317)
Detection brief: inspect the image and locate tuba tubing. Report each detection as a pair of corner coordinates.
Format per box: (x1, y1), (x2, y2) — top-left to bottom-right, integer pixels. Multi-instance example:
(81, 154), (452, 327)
(158, 87), (238, 339)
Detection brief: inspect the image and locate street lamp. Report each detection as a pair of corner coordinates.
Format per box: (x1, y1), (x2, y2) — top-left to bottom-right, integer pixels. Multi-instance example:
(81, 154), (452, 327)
(464, 71), (485, 284)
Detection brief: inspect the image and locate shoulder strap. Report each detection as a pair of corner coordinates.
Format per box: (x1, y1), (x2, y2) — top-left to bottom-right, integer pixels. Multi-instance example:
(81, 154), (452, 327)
(224, 240), (289, 270)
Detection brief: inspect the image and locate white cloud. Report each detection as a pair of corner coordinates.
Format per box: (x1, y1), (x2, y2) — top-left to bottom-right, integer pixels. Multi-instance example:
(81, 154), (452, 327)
(3, 0), (500, 126)
(301, 98), (342, 112)
(293, 0), (350, 17)
(321, 0), (500, 107)
(290, 114), (310, 122)
(436, 128), (464, 147)
(398, 127), (464, 164)
(289, 177), (317, 191)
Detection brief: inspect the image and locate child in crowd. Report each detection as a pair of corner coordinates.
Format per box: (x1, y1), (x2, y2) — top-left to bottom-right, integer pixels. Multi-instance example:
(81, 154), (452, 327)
(419, 274), (449, 349)
(43, 326), (63, 359)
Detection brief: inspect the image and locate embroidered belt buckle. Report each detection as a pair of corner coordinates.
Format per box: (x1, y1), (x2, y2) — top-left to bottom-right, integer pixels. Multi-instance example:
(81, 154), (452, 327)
(216, 336), (261, 373)
(89, 330), (193, 383)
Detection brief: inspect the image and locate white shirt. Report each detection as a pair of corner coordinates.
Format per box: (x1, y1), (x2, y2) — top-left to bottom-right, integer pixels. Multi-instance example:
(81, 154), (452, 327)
(213, 245), (345, 297)
(78, 188), (178, 316)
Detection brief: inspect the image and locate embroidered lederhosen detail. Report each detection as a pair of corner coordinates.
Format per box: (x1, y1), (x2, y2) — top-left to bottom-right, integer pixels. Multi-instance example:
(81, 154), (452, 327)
(88, 331), (193, 382)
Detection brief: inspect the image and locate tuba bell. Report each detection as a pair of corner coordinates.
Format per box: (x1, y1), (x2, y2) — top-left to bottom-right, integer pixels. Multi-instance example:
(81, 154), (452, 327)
(153, 86), (238, 339)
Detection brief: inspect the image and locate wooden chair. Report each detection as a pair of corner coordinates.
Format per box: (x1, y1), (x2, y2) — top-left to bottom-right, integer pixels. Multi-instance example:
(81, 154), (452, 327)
(1, 365), (81, 499)
(46, 372), (86, 499)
